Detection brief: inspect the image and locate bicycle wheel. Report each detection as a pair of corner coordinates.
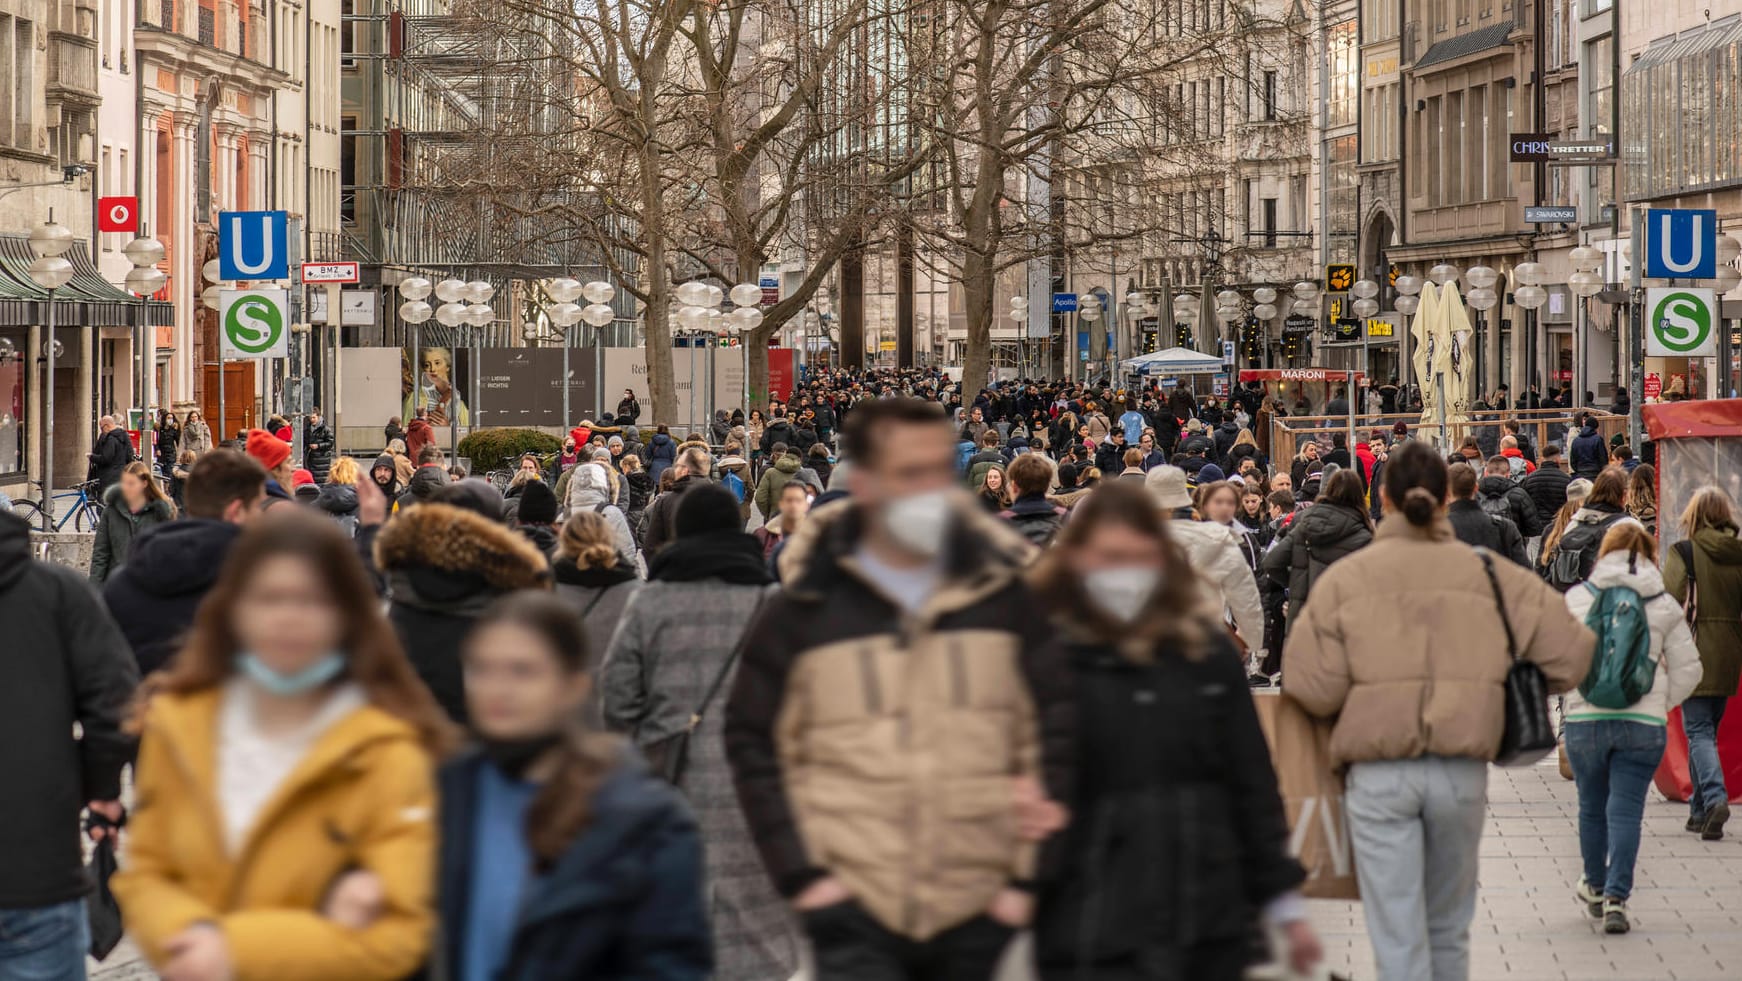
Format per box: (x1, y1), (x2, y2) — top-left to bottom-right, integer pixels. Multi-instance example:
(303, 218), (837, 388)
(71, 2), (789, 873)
(74, 501), (103, 533)
(8, 499), (42, 525)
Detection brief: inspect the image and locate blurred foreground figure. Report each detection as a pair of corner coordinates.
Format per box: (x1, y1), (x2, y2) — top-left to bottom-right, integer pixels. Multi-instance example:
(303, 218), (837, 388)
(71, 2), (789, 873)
(438, 591), (711, 980)
(0, 510), (137, 980)
(726, 398), (1073, 981)
(116, 513), (449, 981)
(1030, 480), (1320, 981)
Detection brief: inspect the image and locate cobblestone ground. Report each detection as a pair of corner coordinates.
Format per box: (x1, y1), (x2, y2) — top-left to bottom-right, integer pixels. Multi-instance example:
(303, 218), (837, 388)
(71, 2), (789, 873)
(93, 762), (1742, 980)
(1309, 760), (1742, 981)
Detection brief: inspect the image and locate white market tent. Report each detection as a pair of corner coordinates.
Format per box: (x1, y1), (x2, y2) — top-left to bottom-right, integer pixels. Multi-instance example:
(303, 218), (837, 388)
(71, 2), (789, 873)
(1119, 347), (1226, 376)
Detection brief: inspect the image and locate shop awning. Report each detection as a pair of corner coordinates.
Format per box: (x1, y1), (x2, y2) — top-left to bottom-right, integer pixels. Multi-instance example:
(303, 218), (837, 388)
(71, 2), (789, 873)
(0, 235), (173, 327)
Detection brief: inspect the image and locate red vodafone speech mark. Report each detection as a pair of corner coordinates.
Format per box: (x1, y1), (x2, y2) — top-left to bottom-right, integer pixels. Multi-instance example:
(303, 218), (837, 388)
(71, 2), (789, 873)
(97, 196), (138, 233)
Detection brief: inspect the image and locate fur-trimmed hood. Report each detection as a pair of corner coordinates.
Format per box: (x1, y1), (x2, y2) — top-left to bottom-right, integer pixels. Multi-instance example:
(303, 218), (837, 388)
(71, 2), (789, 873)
(374, 502), (550, 595)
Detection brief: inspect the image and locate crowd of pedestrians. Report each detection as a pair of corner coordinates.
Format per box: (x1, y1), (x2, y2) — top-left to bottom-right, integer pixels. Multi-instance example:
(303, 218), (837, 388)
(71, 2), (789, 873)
(1, 368), (1738, 981)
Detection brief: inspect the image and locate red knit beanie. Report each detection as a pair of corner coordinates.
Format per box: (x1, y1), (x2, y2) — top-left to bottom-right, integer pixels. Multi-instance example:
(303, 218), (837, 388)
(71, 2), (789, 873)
(245, 428), (292, 471)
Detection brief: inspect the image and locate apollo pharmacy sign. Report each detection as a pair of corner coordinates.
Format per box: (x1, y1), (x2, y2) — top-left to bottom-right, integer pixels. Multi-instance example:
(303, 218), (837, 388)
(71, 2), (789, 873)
(1645, 288), (1717, 358)
(219, 290), (290, 359)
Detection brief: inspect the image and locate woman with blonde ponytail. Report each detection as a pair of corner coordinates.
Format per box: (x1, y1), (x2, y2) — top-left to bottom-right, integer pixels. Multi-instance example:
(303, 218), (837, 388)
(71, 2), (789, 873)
(551, 509), (643, 671)
(1285, 440), (1596, 980)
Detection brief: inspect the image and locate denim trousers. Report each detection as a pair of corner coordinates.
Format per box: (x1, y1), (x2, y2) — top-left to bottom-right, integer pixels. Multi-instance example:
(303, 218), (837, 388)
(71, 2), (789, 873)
(0, 900), (88, 981)
(1564, 720), (1668, 901)
(1345, 756), (1488, 981)
(1682, 696), (1730, 818)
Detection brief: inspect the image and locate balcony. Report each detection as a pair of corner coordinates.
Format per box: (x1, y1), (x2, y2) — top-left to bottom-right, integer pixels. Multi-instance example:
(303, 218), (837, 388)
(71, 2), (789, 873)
(46, 33), (98, 104)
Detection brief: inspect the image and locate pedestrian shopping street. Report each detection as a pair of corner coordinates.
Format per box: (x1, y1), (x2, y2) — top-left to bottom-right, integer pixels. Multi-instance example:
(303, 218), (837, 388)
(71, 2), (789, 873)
(88, 759), (1742, 981)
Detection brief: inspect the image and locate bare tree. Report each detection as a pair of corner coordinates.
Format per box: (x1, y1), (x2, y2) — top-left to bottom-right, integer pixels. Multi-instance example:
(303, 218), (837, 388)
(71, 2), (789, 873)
(904, 0), (1279, 386)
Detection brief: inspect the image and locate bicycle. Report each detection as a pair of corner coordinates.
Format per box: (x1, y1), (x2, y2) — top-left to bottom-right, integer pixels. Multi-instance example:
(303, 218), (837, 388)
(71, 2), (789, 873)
(11, 479), (105, 532)
(484, 455), (521, 493)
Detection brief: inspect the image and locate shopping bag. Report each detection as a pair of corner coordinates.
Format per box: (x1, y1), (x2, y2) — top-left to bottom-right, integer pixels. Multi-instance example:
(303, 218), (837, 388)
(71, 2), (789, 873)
(85, 837), (123, 960)
(1252, 690), (1360, 901)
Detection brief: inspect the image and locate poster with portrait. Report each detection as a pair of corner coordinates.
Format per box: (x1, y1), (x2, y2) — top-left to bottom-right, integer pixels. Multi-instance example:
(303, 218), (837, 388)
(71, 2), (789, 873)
(402, 344), (471, 426)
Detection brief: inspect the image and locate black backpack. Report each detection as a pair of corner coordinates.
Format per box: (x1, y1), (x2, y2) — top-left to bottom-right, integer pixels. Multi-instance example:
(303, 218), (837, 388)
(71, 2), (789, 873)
(1547, 518), (1609, 592)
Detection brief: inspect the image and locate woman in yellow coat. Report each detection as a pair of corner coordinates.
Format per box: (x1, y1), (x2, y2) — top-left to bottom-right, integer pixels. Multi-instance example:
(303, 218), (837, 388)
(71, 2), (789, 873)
(114, 508), (452, 981)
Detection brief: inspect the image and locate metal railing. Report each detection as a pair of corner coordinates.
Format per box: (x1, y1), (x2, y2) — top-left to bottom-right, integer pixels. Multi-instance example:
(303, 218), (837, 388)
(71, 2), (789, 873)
(1267, 409), (1628, 466)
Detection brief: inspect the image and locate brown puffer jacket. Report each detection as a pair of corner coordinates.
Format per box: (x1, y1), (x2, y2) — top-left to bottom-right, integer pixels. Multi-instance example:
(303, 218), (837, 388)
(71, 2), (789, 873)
(1285, 515), (1594, 768)
(725, 497), (1072, 941)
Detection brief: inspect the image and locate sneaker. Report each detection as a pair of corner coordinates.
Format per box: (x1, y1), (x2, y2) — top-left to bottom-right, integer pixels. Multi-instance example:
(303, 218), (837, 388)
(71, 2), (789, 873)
(1701, 802), (1730, 841)
(1247, 672), (1277, 688)
(1687, 813), (1705, 833)
(1602, 898), (1630, 935)
(1575, 877), (1603, 918)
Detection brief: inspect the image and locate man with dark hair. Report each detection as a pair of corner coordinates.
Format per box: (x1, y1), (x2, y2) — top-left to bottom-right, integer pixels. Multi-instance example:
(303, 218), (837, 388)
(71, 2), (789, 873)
(1447, 462), (1529, 567)
(0, 509), (136, 974)
(1478, 455), (1544, 538)
(728, 397), (1070, 980)
(1520, 442), (1573, 528)
(104, 449), (269, 674)
(640, 445), (714, 557)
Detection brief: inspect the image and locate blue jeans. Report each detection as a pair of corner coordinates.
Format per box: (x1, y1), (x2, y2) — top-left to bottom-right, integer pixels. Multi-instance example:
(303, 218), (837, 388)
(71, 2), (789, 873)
(1682, 696), (1730, 817)
(1564, 720), (1668, 901)
(0, 900), (88, 981)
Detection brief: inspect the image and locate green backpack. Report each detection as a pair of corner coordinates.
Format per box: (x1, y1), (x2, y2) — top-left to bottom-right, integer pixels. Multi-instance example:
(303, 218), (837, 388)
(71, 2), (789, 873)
(1578, 581), (1660, 709)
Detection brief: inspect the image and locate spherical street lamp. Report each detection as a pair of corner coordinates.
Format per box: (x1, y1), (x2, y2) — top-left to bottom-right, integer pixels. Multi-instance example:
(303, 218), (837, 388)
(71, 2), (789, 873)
(397, 276), (433, 301)
(1427, 263), (1461, 286)
(582, 281), (615, 305)
(434, 278), (468, 304)
(28, 219), (74, 259)
(731, 283), (763, 308)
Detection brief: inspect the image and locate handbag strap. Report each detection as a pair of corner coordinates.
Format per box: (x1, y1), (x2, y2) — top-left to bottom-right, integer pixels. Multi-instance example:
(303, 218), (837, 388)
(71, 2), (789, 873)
(687, 591), (770, 731)
(1476, 549), (1519, 663)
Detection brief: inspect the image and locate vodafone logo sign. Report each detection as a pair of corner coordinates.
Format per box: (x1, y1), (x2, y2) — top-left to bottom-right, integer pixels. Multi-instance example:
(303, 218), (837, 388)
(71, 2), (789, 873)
(98, 196), (138, 233)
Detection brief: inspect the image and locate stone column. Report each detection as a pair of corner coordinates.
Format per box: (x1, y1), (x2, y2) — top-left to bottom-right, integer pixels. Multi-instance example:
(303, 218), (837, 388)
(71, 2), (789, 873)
(172, 113), (198, 402)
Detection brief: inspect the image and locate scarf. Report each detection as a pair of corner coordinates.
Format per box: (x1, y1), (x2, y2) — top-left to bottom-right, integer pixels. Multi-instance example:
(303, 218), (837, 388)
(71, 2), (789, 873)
(552, 557), (639, 588)
(646, 532), (774, 585)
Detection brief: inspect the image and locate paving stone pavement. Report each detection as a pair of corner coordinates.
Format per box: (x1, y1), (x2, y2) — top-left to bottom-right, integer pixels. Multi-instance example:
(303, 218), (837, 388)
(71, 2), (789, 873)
(1307, 760), (1742, 981)
(92, 761), (1742, 980)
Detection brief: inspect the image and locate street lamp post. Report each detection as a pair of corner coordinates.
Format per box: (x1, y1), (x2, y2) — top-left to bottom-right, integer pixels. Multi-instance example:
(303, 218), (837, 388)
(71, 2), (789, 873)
(121, 238), (167, 468)
(27, 216), (75, 532)
(1512, 262), (1547, 399)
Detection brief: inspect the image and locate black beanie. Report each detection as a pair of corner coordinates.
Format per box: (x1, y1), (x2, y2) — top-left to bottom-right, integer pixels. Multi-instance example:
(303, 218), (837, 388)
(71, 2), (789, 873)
(674, 483), (744, 538)
(518, 479), (558, 526)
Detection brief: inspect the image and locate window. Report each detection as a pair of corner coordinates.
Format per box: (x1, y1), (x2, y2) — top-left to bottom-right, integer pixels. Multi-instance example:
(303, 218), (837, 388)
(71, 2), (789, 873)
(1262, 70), (1278, 120)
(1361, 0), (1399, 41)
(1260, 198), (1277, 248)
(198, 3), (214, 45)
(1328, 21), (1358, 128)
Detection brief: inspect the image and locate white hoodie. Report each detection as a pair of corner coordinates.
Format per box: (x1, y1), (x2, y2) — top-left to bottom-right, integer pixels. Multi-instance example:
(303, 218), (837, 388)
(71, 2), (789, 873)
(1562, 550), (1702, 725)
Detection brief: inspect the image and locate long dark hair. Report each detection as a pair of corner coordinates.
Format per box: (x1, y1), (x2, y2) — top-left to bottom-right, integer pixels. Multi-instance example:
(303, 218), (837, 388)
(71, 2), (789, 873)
(1030, 480), (1215, 660)
(1319, 470), (1374, 531)
(151, 511), (453, 753)
(470, 592), (620, 871)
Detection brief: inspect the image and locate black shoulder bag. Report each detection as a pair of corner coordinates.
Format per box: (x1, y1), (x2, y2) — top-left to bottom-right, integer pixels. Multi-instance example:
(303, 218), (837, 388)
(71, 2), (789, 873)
(1674, 539), (1698, 627)
(644, 593), (769, 785)
(1478, 550), (1557, 766)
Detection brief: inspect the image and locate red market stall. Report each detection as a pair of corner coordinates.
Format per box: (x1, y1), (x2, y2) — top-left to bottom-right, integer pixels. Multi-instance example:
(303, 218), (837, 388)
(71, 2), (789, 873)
(1237, 368), (1366, 417)
(1644, 399), (1742, 804)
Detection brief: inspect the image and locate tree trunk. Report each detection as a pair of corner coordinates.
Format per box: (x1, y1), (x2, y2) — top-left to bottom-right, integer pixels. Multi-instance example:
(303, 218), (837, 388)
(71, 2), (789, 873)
(961, 244), (995, 393)
(637, 101), (677, 424)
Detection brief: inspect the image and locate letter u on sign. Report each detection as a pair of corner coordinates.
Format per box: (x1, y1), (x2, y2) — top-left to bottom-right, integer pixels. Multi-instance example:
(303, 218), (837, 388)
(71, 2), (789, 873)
(1645, 209), (1717, 280)
(218, 211), (290, 281)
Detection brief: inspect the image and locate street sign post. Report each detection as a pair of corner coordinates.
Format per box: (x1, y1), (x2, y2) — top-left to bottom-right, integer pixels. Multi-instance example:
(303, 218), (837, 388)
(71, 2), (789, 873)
(219, 289), (291, 359)
(301, 261), (360, 284)
(1645, 209), (1718, 280)
(1644, 287), (1717, 357)
(217, 211), (290, 280)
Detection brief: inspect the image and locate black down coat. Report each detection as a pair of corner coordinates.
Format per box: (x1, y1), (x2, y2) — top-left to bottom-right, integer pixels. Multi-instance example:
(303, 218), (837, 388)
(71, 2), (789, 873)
(373, 503), (551, 724)
(1261, 501), (1373, 628)
(1035, 627), (1303, 977)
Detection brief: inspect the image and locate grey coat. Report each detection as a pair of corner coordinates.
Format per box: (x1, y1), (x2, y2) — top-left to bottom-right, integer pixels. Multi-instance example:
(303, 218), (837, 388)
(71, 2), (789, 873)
(552, 574), (642, 674)
(600, 579), (795, 981)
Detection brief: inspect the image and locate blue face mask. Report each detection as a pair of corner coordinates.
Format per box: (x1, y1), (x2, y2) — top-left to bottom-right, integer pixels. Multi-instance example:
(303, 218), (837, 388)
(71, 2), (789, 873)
(236, 651), (346, 696)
